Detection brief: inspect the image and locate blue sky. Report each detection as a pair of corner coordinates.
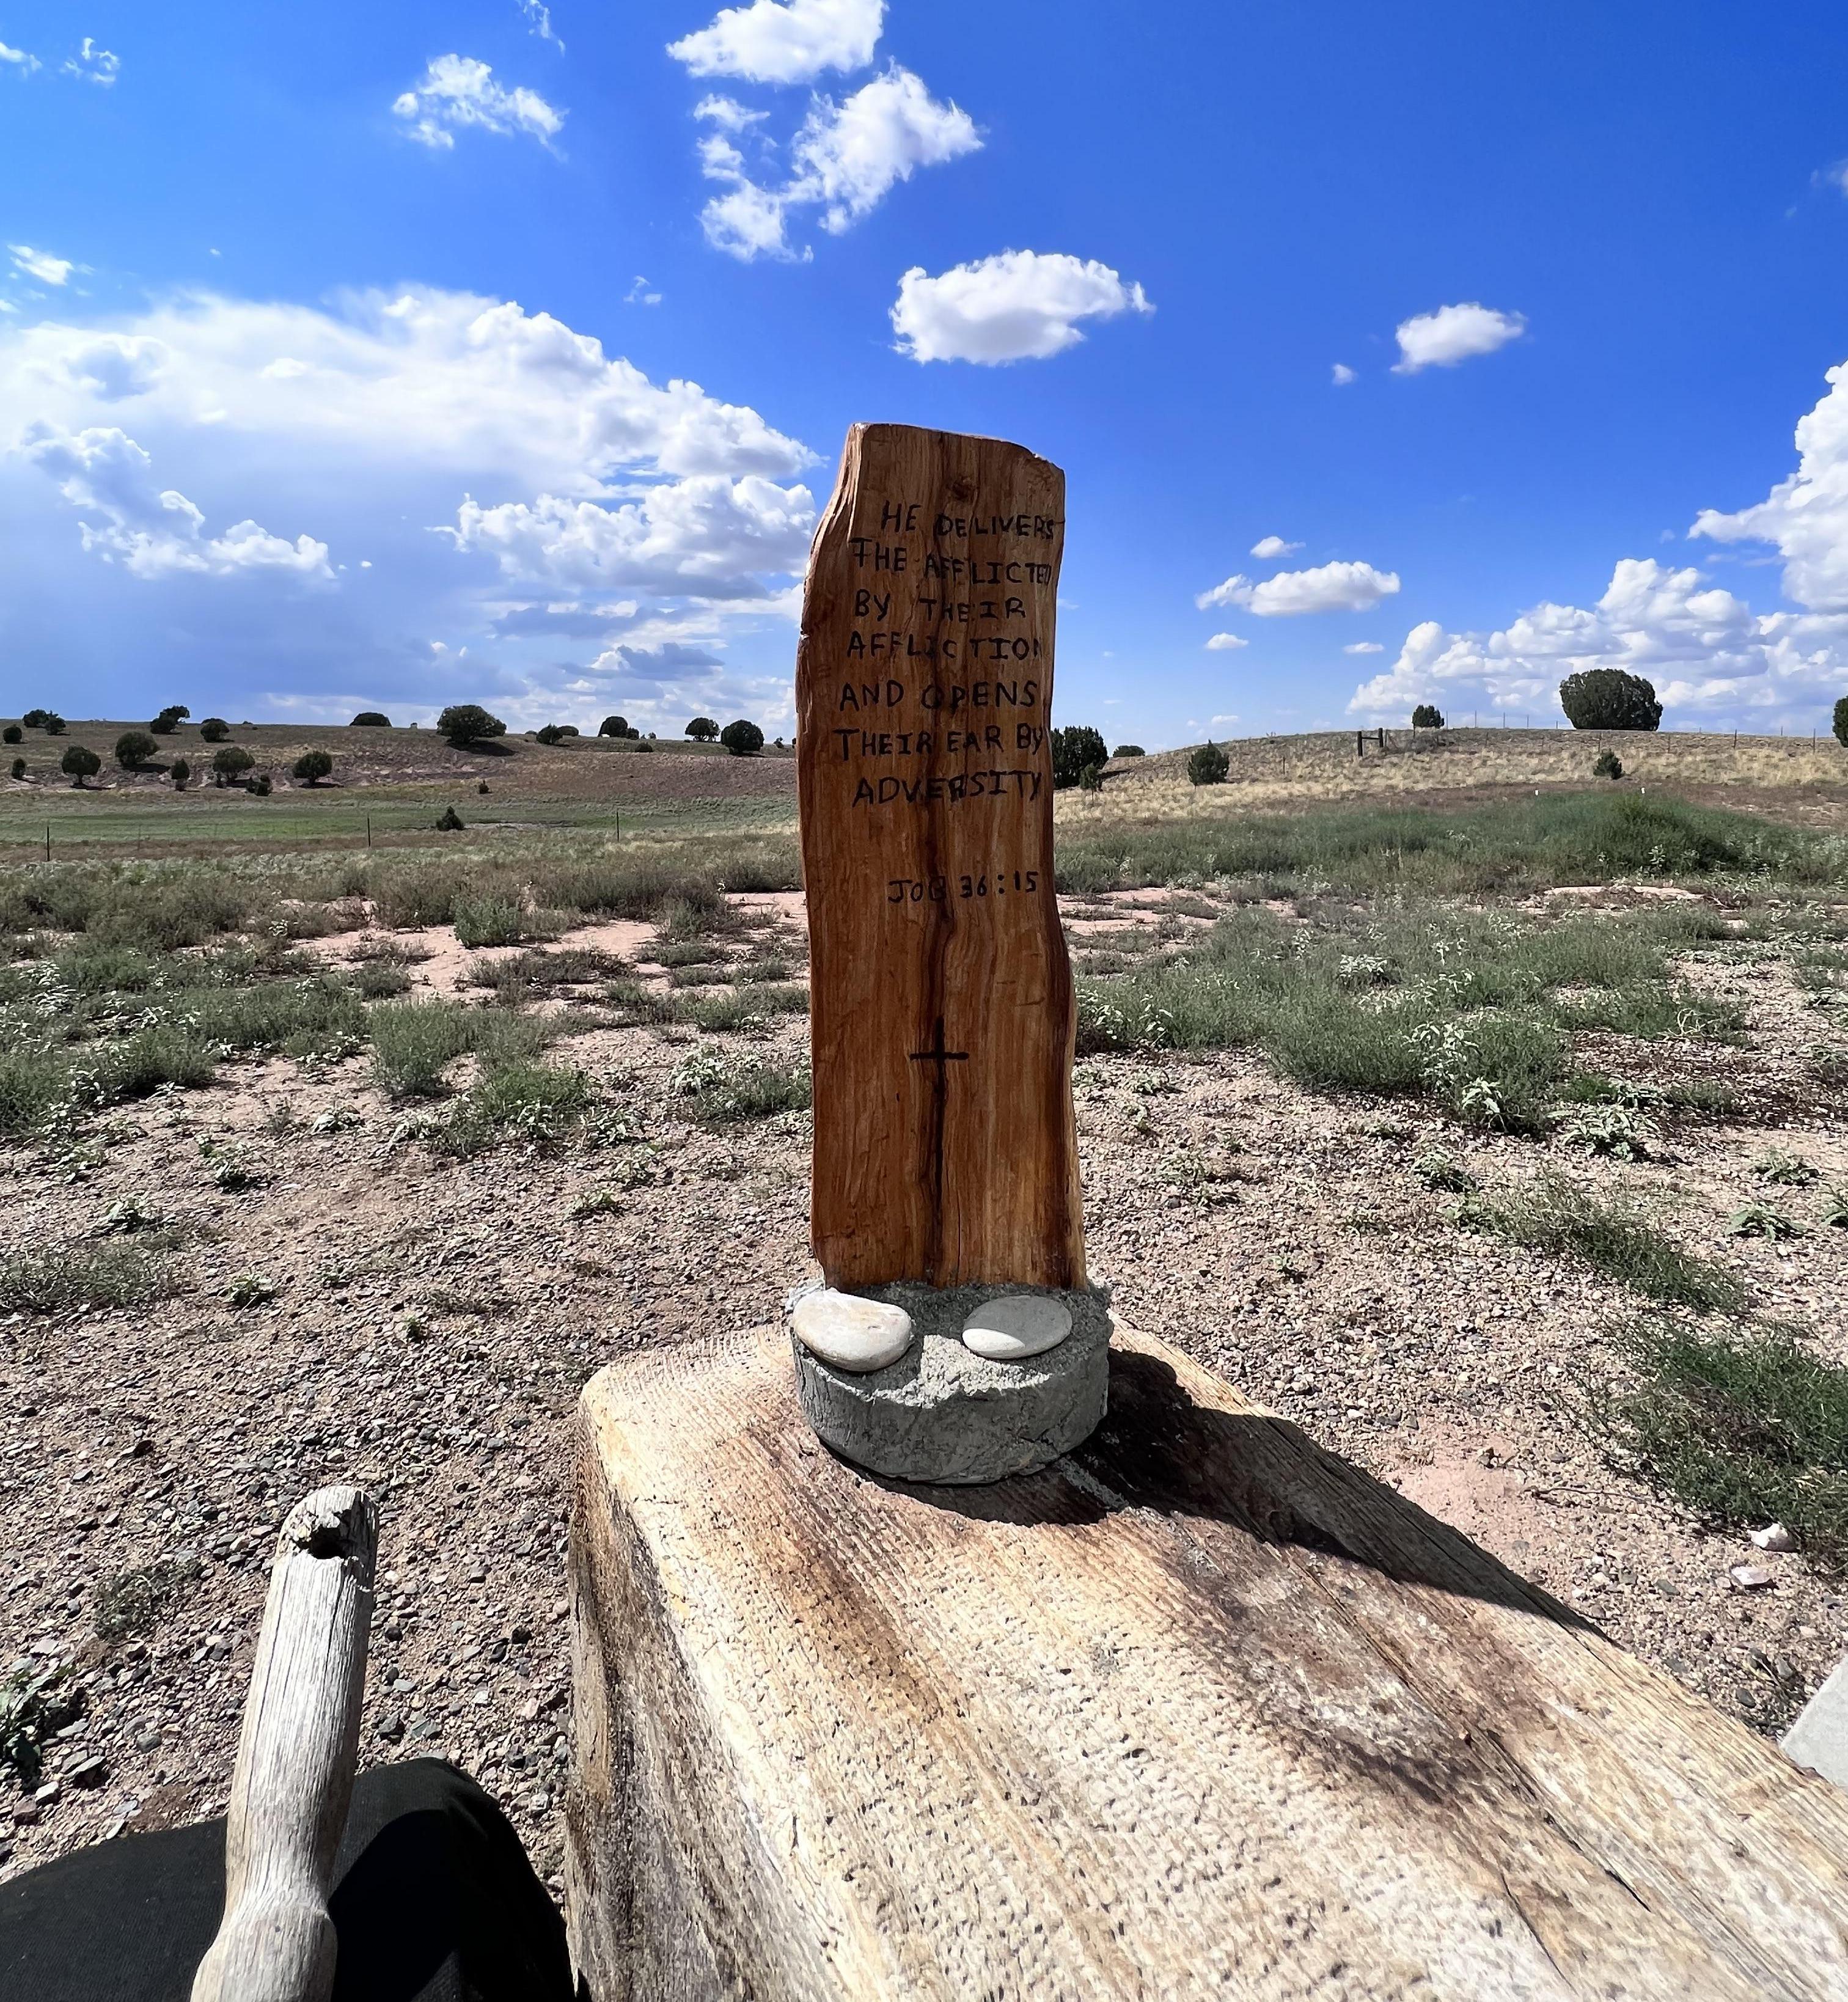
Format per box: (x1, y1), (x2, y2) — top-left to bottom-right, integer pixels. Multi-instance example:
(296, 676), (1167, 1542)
(6, 1), (1848, 744)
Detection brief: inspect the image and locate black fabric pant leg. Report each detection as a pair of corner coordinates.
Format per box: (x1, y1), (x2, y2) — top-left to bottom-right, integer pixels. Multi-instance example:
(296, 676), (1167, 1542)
(0, 1758), (575, 2002)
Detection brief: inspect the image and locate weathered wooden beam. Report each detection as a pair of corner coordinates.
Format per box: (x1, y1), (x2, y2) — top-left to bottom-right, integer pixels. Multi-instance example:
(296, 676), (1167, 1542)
(191, 1485), (378, 2002)
(565, 1324), (1848, 2000)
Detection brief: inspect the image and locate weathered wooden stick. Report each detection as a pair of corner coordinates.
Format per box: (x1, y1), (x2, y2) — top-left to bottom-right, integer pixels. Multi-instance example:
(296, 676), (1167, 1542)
(191, 1485), (378, 2002)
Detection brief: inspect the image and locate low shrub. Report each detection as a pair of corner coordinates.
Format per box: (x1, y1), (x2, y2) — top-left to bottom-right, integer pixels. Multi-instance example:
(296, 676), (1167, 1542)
(670, 1050), (811, 1123)
(94, 1557), (198, 1642)
(351, 961), (413, 999)
(368, 1000), (476, 1098)
(601, 978), (676, 1025)
(453, 897), (528, 948)
(1187, 743), (1230, 787)
(427, 1062), (594, 1157)
(179, 977), (366, 1054)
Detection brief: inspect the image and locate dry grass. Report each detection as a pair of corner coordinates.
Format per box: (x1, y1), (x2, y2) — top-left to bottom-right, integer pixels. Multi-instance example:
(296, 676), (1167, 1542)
(1063, 726), (1848, 825)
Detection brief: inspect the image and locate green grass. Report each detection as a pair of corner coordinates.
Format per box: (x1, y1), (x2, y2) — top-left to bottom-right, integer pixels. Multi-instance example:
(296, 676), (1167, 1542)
(669, 1049), (812, 1123)
(366, 998), (557, 1098)
(1592, 1320), (1848, 1557)
(601, 978), (677, 1025)
(367, 1000), (477, 1097)
(468, 945), (626, 989)
(1057, 792), (1845, 899)
(1465, 1174), (1745, 1311)
(675, 985), (808, 1032)
(426, 1060), (595, 1157)
(0, 1239), (175, 1313)
(1074, 901), (1730, 1131)
(452, 895), (531, 948)
(177, 976), (367, 1053)
(350, 961), (413, 999)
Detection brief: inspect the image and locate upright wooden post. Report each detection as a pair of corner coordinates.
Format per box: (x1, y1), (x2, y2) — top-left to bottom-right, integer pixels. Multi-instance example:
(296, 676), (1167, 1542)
(795, 424), (1082, 1291)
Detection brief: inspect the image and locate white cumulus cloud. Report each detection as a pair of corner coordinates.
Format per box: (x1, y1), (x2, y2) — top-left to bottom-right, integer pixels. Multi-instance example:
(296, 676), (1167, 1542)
(1392, 302), (1526, 374)
(1331, 362), (1356, 386)
(697, 65), (977, 260)
(700, 176), (798, 262)
(447, 474), (815, 596)
(21, 422), (331, 580)
(791, 66), (978, 232)
(1, 39), (40, 74)
(1198, 559), (1399, 617)
(1349, 358), (1848, 725)
(1249, 535), (1300, 560)
(1343, 641), (1383, 654)
(1692, 359), (1848, 612)
(9, 245), (73, 286)
(1204, 632), (1248, 651)
(891, 250), (1153, 365)
(669, 0), (884, 83)
(0, 287), (818, 730)
(393, 56), (564, 152)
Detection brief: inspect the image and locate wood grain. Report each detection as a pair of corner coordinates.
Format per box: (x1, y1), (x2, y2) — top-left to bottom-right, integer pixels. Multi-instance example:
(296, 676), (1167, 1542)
(566, 1324), (1848, 2001)
(796, 423), (1084, 1291)
(191, 1485), (378, 2002)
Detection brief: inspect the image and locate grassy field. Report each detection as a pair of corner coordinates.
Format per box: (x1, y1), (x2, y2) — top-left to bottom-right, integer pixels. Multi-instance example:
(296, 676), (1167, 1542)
(0, 717), (797, 852)
(8, 717), (1847, 855)
(4, 738), (1848, 1870)
(1087, 724), (1848, 821)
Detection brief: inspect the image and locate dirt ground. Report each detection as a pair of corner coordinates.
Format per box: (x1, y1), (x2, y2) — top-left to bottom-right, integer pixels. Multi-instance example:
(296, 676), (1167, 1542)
(2, 887), (1847, 1888)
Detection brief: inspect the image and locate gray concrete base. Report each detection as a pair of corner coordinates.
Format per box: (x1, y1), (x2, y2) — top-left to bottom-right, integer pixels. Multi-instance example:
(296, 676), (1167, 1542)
(790, 1277), (1111, 1486)
(1783, 1653), (1848, 1792)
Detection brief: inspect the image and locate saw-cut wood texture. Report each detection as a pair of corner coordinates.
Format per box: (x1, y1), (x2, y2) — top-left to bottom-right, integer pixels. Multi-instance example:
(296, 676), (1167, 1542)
(565, 1324), (1848, 2001)
(191, 1484), (378, 2002)
(796, 422), (1083, 1291)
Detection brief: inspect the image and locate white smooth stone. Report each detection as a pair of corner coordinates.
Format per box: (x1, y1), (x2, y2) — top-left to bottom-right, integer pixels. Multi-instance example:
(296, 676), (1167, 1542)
(792, 1290), (915, 1374)
(961, 1294), (1073, 1362)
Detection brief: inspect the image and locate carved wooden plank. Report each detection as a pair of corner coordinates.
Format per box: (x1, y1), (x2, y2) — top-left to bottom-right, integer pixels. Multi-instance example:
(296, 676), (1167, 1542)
(566, 1324), (1848, 2001)
(192, 1486), (378, 2002)
(795, 423), (1083, 1291)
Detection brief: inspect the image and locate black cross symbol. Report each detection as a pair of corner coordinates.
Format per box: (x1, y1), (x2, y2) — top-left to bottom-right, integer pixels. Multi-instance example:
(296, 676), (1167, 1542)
(908, 1017), (968, 1077)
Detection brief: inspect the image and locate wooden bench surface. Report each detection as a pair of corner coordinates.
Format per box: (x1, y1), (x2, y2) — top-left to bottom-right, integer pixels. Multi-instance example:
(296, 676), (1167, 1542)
(565, 1322), (1848, 2000)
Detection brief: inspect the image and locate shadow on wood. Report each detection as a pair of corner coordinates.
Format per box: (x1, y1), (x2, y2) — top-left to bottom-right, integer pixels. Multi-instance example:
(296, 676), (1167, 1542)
(908, 1349), (1597, 1633)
